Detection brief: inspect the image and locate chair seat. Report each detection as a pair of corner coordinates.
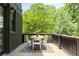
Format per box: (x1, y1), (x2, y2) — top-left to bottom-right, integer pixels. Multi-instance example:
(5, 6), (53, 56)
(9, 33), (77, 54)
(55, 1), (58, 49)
(33, 42), (41, 45)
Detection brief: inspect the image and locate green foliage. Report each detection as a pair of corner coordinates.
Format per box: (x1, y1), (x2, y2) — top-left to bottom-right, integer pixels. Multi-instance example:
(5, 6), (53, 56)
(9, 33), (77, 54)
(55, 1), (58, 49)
(23, 3), (79, 36)
(23, 3), (56, 34)
(55, 3), (79, 36)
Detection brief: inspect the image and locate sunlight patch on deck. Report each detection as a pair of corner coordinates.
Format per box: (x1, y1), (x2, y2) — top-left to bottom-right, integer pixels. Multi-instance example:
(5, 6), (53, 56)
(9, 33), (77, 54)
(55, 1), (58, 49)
(3, 43), (70, 56)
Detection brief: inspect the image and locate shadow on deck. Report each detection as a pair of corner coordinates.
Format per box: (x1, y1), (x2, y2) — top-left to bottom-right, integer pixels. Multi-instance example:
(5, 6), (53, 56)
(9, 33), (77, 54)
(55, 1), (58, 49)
(3, 43), (71, 56)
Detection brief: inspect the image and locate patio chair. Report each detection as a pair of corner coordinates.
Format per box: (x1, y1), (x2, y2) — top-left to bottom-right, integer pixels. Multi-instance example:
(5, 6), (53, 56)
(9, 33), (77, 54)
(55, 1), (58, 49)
(42, 35), (48, 46)
(25, 35), (31, 46)
(32, 37), (42, 50)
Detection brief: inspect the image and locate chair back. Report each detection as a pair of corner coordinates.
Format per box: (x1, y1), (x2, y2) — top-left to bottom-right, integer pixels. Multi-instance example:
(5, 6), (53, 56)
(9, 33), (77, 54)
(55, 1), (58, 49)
(44, 35), (48, 42)
(25, 35), (29, 42)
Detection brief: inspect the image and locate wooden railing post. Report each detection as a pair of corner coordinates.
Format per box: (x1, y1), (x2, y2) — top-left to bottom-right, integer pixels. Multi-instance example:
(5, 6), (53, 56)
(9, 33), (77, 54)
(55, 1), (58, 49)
(77, 40), (79, 56)
(59, 36), (61, 49)
(22, 34), (24, 43)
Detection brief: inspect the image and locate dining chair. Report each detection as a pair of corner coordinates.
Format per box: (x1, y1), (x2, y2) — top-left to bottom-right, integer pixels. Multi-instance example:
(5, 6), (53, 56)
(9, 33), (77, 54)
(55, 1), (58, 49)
(32, 37), (42, 50)
(42, 35), (48, 46)
(25, 35), (31, 46)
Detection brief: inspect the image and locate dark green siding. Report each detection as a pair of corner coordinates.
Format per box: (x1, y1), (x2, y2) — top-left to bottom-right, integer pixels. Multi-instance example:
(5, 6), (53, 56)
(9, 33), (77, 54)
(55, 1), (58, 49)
(1, 3), (22, 53)
(9, 3), (22, 53)
(0, 3), (22, 54)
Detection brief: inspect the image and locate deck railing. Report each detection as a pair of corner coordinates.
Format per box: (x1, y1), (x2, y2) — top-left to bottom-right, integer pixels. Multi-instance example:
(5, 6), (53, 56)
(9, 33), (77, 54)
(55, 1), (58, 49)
(22, 34), (79, 56)
(52, 34), (79, 56)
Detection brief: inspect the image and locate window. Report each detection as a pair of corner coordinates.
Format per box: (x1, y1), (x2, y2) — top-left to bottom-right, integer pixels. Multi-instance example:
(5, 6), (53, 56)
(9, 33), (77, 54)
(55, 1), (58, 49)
(0, 6), (4, 53)
(10, 8), (16, 32)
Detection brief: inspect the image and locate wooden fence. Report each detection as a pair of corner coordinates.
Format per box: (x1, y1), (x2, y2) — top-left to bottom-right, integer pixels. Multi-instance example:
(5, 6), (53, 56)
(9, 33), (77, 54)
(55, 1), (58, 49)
(52, 34), (79, 56)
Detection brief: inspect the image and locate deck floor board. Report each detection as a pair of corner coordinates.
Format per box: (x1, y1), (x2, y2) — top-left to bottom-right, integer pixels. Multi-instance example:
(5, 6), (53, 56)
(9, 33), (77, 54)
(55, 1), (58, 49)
(3, 43), (71, 56)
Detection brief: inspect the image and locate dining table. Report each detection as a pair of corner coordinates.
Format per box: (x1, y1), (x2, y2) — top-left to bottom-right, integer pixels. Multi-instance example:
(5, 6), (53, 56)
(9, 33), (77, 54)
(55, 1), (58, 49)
(30, 35), (45, 49)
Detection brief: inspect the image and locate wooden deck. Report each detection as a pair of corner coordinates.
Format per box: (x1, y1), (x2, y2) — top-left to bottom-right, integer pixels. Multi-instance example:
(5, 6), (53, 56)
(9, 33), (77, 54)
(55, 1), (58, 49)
(3, 43), (71, 56)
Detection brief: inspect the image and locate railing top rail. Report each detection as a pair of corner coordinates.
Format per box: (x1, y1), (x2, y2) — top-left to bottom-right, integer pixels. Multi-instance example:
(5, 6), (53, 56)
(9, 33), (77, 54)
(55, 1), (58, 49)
(22, 33), (79, 39)
(53, 33), (79, 40)
(22, 33), (54, 35)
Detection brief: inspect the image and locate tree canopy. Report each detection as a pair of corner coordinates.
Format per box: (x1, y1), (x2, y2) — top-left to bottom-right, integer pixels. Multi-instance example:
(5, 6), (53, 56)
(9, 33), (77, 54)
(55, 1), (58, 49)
(55, 3), (79, 36)
(23, 3), (79, 36)
(23, 3), (56, 34)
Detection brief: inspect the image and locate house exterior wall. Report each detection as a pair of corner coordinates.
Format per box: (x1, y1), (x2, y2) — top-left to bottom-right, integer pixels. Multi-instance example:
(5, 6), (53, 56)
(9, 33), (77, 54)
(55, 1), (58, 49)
(0, 3), (22, 54)
(9, 3), (22, 53)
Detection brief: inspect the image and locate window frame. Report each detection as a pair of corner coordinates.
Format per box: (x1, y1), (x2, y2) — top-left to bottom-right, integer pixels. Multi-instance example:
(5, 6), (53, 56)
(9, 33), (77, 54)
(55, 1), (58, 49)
(10, 7), (16, 32)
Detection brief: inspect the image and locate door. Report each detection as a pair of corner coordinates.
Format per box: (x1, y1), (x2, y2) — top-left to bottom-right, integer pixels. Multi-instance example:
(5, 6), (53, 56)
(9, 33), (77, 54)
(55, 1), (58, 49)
(0, 6), (4, 55)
